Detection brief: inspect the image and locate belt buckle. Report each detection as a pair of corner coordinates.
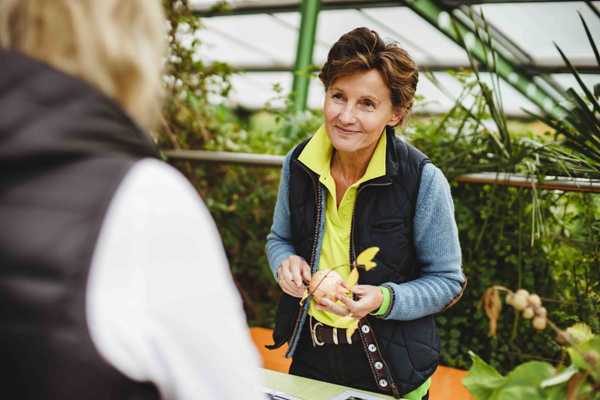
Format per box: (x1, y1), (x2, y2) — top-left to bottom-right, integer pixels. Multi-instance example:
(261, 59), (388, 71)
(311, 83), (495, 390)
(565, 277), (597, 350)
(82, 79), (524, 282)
(312, 321), (324, 346)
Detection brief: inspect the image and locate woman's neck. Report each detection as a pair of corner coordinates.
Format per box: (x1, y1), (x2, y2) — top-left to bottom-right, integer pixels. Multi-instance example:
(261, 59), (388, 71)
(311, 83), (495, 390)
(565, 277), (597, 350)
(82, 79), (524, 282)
(334, 141), (378, 185)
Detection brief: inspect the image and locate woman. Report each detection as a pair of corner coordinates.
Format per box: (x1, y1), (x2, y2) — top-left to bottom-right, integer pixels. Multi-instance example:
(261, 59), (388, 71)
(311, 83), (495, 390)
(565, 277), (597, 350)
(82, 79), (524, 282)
(266, 28), (466, 400)
(0, 1), (261, 399)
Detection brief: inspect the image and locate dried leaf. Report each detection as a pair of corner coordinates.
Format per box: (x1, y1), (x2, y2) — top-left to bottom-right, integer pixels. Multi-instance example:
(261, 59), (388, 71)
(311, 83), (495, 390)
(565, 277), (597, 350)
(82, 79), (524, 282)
(566, 372), (588, 400)
(357, 247), (379, 271)
(347, 267), (359, 289)
(334, 316), (354, 328)
(478, 287), (502, 339)
(299, 288), (309, 306)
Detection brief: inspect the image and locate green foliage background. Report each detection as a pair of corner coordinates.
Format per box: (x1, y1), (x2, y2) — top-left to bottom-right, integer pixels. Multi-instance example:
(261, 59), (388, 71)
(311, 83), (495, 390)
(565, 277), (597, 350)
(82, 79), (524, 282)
(159, 0), (599, 375)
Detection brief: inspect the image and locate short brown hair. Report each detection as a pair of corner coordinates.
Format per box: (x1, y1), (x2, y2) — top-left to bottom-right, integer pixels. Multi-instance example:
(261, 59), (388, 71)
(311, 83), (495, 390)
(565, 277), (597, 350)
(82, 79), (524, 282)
(319, 27), (419, 129)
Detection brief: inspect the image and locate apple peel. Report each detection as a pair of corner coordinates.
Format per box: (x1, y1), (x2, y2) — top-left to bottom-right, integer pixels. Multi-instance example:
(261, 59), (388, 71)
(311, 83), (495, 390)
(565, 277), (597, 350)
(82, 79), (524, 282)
(356, 247), (379, 271)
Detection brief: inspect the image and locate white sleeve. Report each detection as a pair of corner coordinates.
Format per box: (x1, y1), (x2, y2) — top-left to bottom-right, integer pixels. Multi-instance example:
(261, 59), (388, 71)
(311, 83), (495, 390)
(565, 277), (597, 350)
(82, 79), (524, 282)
(86, 158), (263, 400)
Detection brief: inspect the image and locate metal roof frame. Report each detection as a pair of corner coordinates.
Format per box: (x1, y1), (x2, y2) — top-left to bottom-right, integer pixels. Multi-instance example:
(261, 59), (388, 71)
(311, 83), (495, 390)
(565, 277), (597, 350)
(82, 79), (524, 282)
(193, 0), (583, 17)
(193, 0), (599, 116)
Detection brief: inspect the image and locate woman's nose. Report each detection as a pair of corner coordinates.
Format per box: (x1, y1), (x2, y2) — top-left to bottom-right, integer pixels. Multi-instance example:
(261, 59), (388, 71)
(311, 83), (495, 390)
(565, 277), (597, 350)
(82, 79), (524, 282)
(339, 104), (357, 125)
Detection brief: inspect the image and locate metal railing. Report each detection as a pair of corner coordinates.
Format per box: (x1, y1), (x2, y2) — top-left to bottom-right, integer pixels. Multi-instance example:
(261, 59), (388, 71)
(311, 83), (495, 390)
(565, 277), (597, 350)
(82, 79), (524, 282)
(163, 150), (600, 193)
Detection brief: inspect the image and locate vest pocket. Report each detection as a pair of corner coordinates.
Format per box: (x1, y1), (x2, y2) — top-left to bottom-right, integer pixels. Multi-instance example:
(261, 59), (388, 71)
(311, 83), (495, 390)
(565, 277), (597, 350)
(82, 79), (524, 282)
(371, 218), (409, 234)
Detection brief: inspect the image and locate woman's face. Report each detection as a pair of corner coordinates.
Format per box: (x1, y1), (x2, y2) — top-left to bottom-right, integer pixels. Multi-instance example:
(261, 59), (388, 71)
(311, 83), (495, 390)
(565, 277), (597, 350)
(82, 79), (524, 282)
(324, 69), (402, 156)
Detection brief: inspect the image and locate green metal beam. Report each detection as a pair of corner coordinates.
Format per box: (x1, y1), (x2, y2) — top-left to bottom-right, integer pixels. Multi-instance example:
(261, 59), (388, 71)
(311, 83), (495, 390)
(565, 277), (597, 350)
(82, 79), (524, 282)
(193, 0), (580, 18)
(401, 0), (564, 120)
(291, 0), (321, 113)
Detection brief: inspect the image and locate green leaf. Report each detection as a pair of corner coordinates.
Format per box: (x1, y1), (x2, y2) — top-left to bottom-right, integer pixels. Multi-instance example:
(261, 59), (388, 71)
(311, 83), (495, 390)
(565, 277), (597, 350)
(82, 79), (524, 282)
(462, 351), (506, 400)
(540, 364), (578, 388)
(494, 386), (545, 400)
(567, 322), (595, 344)
(567, 336), (600, 376)
(554, 42), (600, 115)
(501, 361), (555, 391)
(579, 12), (600, 70)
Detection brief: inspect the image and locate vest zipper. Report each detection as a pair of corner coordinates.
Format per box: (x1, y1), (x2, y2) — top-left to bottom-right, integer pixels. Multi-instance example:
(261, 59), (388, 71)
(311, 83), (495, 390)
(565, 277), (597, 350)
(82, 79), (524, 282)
(282, 159), (323, 356)
(350, 181), (400, 399)
(294, 159), (323, 275)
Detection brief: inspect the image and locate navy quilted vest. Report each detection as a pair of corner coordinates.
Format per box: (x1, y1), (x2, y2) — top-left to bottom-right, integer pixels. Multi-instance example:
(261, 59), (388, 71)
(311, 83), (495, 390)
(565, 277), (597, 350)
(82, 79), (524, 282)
(272, 127), (440, 397)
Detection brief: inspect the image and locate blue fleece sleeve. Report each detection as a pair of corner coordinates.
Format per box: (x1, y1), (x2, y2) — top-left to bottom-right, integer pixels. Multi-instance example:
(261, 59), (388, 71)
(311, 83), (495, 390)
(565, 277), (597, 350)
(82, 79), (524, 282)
(382, 163), (466, 321)
(265, 149), (299, 281)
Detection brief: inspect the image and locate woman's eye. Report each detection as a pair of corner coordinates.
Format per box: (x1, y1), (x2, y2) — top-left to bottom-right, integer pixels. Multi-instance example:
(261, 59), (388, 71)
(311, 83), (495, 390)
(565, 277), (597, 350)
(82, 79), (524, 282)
(332, 93), (342, 100)
(364, 100), (375, 108)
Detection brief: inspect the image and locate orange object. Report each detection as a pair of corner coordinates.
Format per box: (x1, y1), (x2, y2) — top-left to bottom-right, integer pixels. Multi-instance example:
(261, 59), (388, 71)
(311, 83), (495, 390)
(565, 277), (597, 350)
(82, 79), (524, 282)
(249, 327), (475, 400)
(249, 327), (292, 373)
(430, 365), (475, 400)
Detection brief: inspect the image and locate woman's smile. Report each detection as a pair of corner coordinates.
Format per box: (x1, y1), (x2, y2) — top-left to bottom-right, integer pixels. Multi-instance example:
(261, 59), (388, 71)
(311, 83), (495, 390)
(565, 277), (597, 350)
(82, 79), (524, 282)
(335, 125), (361, 136)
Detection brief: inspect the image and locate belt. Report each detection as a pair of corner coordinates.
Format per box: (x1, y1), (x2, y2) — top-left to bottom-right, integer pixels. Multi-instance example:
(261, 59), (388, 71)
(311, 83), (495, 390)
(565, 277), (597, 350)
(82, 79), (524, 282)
(308, 316), (398, 397)
(309, 317), (360, 345)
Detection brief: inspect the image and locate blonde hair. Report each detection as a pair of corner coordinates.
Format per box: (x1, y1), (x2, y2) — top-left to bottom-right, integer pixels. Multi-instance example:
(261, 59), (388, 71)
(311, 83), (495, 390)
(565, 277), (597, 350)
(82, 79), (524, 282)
(0, 0), (166, 129)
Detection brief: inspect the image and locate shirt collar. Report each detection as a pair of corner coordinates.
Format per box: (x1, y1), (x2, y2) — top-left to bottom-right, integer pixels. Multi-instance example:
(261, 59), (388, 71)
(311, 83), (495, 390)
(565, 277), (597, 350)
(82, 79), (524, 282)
(298, 124), (387, 184)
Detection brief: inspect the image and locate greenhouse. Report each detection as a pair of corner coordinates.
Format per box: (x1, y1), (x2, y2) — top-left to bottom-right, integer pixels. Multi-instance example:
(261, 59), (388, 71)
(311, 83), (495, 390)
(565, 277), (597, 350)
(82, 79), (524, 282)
(0, 0), (599, 399)
(164, 1), (600, 398)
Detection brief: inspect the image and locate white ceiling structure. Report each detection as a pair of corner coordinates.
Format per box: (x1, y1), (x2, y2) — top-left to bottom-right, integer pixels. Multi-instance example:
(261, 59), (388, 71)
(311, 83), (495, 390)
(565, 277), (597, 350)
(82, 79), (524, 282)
(190, 0), (600, 118)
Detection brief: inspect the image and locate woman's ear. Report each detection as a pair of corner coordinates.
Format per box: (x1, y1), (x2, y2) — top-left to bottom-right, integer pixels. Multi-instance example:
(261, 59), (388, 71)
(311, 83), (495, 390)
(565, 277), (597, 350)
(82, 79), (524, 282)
(387, 108), (405, 127)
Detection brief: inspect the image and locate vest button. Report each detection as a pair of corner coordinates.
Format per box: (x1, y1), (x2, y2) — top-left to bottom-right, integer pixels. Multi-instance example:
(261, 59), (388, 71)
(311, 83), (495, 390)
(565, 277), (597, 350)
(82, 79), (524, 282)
(375, 361), (383, 370)
(361, 325), (370, 334)
(342, 210), (349, 216)
(379, 379), (388, 387)
(368, 344), (377, 352)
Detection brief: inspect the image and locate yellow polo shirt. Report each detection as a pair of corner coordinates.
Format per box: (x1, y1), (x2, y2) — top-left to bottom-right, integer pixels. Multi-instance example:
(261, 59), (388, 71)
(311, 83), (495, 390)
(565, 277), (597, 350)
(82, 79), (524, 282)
(297, 125), (431, 400)
(298, 125), (388, 328)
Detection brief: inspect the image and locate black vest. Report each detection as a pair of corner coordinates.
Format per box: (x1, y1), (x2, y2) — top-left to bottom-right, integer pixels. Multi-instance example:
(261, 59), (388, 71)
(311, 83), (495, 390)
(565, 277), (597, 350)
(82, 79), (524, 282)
(0, 49), (160, 399)
(272, 127), (440, 397)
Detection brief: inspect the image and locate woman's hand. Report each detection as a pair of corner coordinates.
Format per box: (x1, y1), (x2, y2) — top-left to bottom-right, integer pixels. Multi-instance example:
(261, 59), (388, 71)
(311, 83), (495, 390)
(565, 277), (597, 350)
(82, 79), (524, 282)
(315, 284), (383, 319)
(277, 255), (311, 298)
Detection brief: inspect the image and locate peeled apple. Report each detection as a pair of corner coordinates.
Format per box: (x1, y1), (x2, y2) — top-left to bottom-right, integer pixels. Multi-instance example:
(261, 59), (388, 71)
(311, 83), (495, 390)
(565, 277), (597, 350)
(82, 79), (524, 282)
(309, 269), (350, 302)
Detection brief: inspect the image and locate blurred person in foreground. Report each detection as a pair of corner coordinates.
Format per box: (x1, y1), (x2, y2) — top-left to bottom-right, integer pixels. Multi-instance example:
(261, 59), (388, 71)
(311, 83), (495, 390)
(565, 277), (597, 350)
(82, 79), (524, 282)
(0, 1), (262, 399)
(266, 28), (466, 399)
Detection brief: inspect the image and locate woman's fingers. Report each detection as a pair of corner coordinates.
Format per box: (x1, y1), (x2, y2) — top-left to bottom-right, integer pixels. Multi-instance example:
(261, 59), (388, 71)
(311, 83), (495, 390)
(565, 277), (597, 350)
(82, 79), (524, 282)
(289, 257), (304, 288)
(280, 259), (293, 282)
(351, 284), (368, 294)
(277, 256), (309, 298)
(315, 297), (353, 317)
(314, 297), (366, 319)
(301, 263), (312, 283)
(279, 277), (304, 298)
(336, 294), (355, 307)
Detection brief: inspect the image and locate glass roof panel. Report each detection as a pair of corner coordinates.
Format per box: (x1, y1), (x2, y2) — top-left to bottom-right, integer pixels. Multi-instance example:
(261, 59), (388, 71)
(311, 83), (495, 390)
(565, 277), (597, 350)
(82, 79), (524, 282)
(226, 72), (292, 109)
(193, 28), (275, 67)
(361, 7), (469, 67)
(190, 0), (299, 8)
(478, 2), (600, 66)
(551, 73), (600, 94)
(313, 9), (431, 65)
(197, 14), (297, 68)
